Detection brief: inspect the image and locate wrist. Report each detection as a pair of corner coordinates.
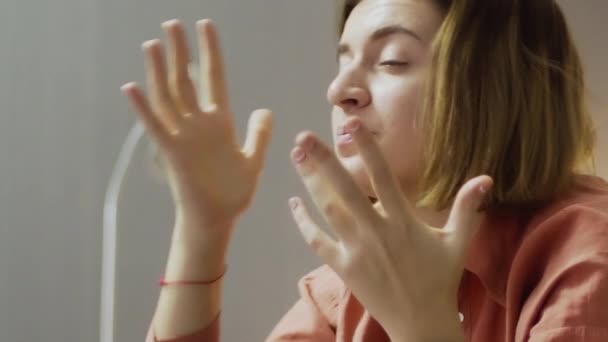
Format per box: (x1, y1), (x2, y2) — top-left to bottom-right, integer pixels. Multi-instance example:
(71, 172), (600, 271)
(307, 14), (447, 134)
(160, 264), (227, 286)
(164, 241), (227, 281)
(165, 216), (235, 281)
(174, 200), (239, 233)
(173, 209), (236, 251)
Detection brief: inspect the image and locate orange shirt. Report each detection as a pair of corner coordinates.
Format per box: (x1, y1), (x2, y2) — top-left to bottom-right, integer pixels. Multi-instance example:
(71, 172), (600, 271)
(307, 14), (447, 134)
(148, 174), (608, 342)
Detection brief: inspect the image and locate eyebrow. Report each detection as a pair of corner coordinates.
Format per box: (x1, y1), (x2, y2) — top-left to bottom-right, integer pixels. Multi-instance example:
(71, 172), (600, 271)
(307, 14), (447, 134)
(337, 25), (422, 59)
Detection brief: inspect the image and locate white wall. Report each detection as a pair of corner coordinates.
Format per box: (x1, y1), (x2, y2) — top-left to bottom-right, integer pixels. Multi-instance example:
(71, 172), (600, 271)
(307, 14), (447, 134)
(559, 1), (608, 173)
(0, 1), (605, 341)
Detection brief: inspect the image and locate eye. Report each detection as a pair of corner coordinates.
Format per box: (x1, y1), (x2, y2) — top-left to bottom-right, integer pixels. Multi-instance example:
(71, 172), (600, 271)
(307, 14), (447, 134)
(380, 60), (408, 67)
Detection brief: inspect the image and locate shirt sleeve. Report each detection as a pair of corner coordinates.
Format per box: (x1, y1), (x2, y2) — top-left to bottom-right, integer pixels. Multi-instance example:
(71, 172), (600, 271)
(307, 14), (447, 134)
(527, 253), (608, 342)
(145, 312), (221, 342)
(265, 265), (344, 341)
(144, 265), (341, 342)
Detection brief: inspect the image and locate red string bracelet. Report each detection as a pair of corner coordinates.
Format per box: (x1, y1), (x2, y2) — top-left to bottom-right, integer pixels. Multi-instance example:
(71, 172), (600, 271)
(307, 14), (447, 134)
(159, 265), (227, 287)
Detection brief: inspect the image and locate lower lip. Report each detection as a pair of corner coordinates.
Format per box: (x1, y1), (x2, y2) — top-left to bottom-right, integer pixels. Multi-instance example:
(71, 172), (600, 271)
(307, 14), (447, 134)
(337, 133), (354, 147)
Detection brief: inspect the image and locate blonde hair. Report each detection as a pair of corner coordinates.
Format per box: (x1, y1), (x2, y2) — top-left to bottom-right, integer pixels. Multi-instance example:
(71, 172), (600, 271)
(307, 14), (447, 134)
(338, 0), (596, 214)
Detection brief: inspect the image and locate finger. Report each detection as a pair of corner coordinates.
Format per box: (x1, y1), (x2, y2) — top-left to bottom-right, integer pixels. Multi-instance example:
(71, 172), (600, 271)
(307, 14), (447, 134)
(445, 175), (493, 257)
(120, 82), (171, 145)
(345, 118), (412, 223)
(290, 163), (357, 243)
(187, 62), (201, 99)
(162, 19), (200, 115)
(196, 19), (229, 110)
(291, 132), (379, 239)
(289, 197), (341, 266)
(142, 40), (180, 129)
(243, 109), (274, 171)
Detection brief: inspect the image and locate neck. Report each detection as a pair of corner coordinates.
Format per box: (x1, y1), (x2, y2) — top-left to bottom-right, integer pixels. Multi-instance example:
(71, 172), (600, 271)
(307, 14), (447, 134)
(402, 183), (452, 228)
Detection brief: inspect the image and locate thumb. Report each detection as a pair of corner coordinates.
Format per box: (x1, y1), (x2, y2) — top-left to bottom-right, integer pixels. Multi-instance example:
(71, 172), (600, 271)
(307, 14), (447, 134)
(445, 175), (493, 257)
(243, 109), (274, 171)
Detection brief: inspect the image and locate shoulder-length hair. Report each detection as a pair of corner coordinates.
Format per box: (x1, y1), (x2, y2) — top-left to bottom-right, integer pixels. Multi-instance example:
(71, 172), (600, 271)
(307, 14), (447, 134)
(338, 0), (596, 213)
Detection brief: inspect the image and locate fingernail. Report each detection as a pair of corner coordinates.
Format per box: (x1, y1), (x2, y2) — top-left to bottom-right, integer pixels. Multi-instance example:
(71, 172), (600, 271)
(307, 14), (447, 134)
(479, 177), (494, 194)
(345, 120), (360, 133)
(197, 19), (211, 29)
(292, 146), (307, 163)
(161, 19), (175, 28)
(141, 39), (157, 51)
(289, 198), (299, 210)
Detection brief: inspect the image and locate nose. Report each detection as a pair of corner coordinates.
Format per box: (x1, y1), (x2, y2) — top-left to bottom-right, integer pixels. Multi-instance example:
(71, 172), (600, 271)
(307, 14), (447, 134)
(327, 67), (371, 113)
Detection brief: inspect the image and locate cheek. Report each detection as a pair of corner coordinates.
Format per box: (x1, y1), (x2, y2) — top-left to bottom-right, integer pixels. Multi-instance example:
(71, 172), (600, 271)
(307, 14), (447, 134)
(378, 83), (421, 135)
(375, 84), (424, 180)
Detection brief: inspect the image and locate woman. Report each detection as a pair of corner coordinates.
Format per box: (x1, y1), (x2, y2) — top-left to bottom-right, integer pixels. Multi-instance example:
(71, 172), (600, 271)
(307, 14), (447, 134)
(121, 0), (608, 341)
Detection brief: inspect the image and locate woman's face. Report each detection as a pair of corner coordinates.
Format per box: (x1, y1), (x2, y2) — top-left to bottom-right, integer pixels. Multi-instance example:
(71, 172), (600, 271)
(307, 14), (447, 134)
(328, 0), (444, 198)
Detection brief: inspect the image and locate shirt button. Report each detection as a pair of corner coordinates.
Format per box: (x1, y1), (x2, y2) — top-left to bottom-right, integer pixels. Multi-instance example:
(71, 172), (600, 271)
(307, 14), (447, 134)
(459, 312), (464, 322)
